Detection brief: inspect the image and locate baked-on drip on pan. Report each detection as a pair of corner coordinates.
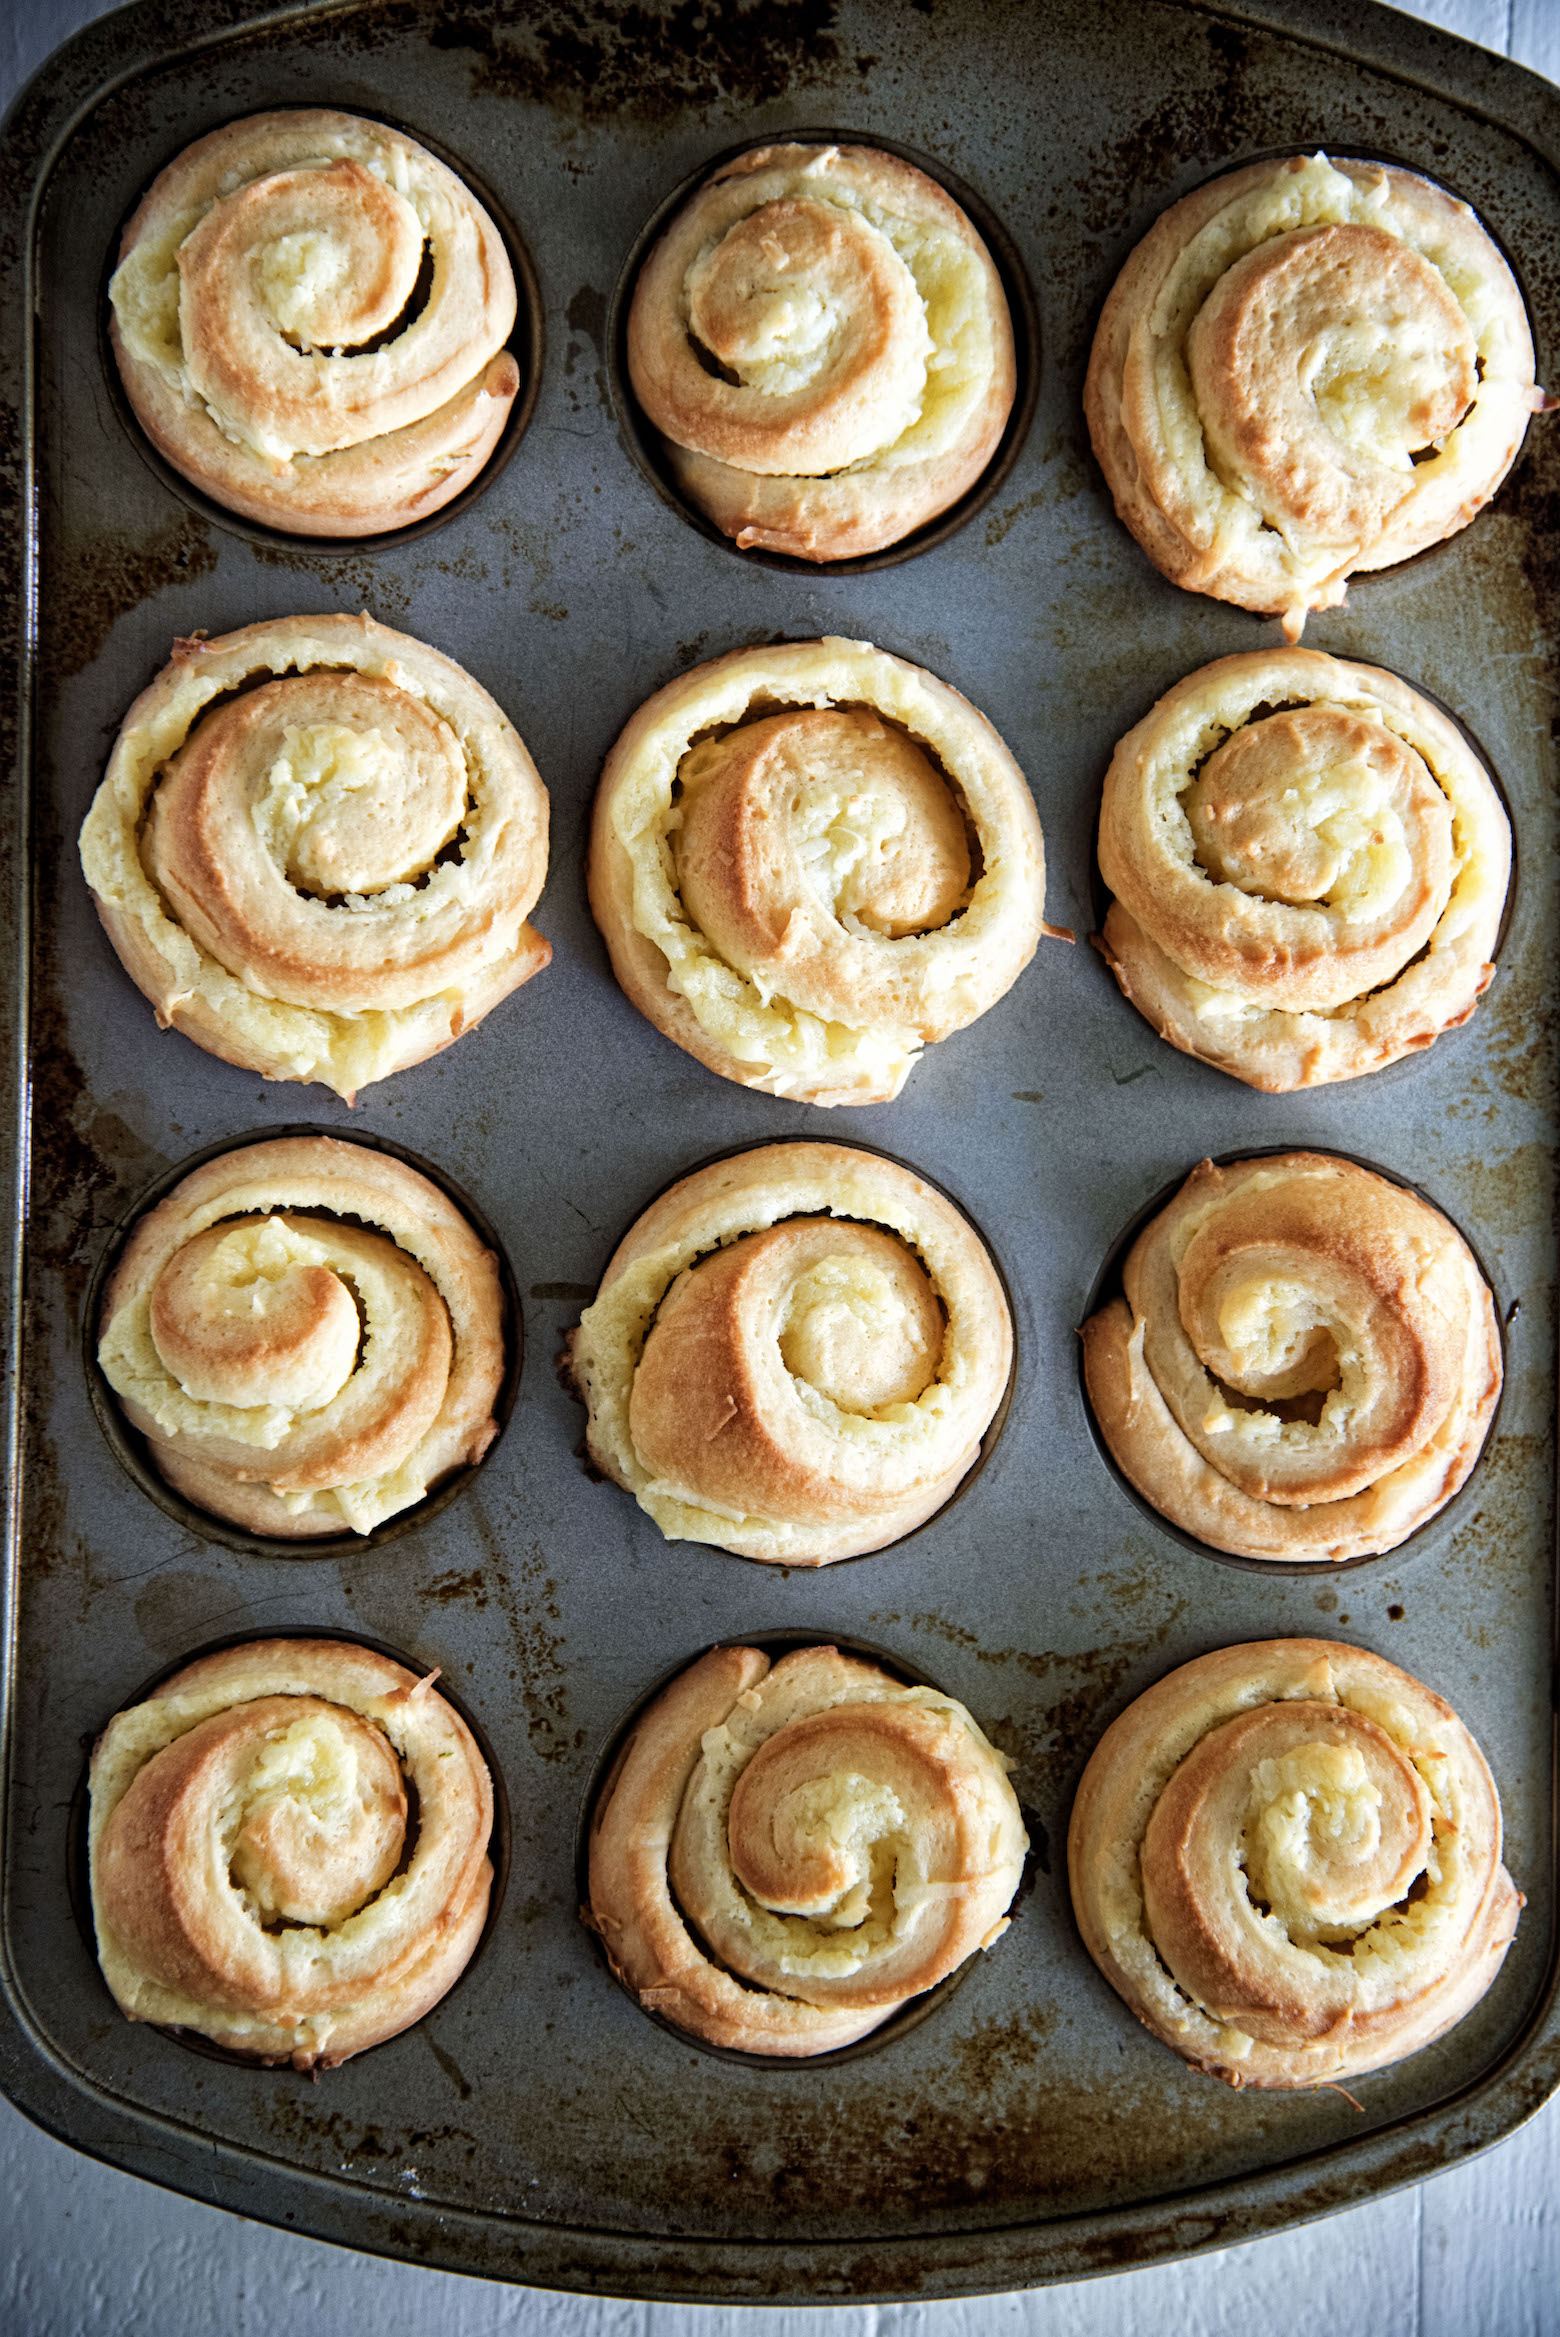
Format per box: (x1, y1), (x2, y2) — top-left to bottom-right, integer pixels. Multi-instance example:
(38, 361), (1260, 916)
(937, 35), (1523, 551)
(587, 1642), (1027, 2055)
(565, 1142), (1011, 1564)
(1095, 649), (1511, 1090)
(79, 614), (550, 1099)
(1080, 1152), (1501, 1563)
(1086, 153), (1541, 637)
(97, 1135), (508, 1539)
(627, 141), (1015, 561)
(89, 1638), (494, 2070)
(109, 110), (522, 535)
(1068, 1638), (1520, 2089)
(588, 637), (1046, 1105)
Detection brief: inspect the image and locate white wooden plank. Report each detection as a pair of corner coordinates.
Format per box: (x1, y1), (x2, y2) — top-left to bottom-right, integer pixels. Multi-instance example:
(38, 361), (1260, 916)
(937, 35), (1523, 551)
(1512, 0), (1560, 83)
(870, 2190), (1420, 2337)
(1394, 0), (1509, 50)
(1420, 2100), (1560, 2337)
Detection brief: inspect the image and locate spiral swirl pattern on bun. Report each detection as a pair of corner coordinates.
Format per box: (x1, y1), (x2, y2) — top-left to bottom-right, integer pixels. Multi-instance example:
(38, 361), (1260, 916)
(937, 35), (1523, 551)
(1081, 1153), (1501, 1564)
(79, 615), (550, 1099)
(90, 1639), (493, 2069)
(1068, 1640), (1520, 2088)
(98, 1136), (507, 1538)
(589, 639), (1046, 1106)
(566, 1143), (1011, 1564)
(109, 111), (521, 535)
(1096, 651), (1510, 1091)
(587, 1643), (1027, 2056)
(628, 143), (1016, 560)
(1086, 154), (1539, 634)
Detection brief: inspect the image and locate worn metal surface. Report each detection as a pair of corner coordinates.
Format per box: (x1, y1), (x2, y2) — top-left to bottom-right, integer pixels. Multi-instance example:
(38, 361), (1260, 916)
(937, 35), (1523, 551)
(1, 0), (1557, 2303)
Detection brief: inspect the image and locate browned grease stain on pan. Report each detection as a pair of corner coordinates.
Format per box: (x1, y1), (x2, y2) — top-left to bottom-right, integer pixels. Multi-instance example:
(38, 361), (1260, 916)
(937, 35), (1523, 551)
(1448, 1432), (1554, 1635)
(888, 1570), (1187, 1805)
(449, 1508), (585, 1762)
(406, 0), (847, 123)
(47, 514), (218, 678)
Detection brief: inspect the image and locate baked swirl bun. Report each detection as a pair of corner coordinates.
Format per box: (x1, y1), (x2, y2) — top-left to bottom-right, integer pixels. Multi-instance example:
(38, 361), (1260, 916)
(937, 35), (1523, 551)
(109, 111), (521, 535)
(98, 1135), (507, 1539)
(89, 1638), (493, 2069)
(1068, 1639), (1520, 2088)
(1081, 1154), (1501, 1564)
(566, 1143), (1011, 1564)
(79, 615), (550, 1098)
(587, 1643), (1027, 2056)
(589, 639), (1045, 1105)
(627, 143), (1016, 560)
(1086, 154), (1539, 634)
(1096, 651), (1510, 1090)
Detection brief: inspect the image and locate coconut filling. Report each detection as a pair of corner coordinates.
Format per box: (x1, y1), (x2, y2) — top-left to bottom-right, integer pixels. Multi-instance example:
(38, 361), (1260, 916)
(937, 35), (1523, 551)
(80, 646), (517, 1096)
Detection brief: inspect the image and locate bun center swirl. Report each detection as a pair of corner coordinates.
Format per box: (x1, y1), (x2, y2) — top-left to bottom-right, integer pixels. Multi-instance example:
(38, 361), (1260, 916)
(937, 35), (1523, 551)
(1187, 221), (1478, 553)
(586, 1642), (1027, 2052)
(139, 1211), (452, 1495)
(1082, 1153), (1500, 1562)
(679, 197), (931, 473)
(223, 1701), (408, 1927)
(165, 145), (505, 466)
(630, 1217), (946, 1526)
(676, 709), (971, 987)
(1185, 706), (1451, 949)
(147, 671), (485, 1009)
(98, 1694), (418, 2010)
(1142, 1701), (1458, 2045)
(676, 1691), (1014, 2005)
(1151, 1163), (1464, 1504)
(147, 1216), (363, 1410)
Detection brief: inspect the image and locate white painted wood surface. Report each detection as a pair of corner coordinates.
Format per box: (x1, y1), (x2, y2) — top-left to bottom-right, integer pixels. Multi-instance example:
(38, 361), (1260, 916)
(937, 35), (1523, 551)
(2, 0), (1556, 2328)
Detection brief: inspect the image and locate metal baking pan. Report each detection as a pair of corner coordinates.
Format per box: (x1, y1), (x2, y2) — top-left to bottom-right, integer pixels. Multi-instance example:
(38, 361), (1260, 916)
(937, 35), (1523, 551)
(2, 0), (1556, 2302)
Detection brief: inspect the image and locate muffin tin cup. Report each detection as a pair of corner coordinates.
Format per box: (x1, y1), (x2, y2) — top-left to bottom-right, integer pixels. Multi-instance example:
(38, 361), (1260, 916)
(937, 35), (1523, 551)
(1076, 1142), (1512, 1578)
(607, 126), (1042, 577)
(83, 1125), (525, 1561)
(65, 1624), (513, 2071)
(98, 111), (546, 555)
(575, 1627), (1042, 2071)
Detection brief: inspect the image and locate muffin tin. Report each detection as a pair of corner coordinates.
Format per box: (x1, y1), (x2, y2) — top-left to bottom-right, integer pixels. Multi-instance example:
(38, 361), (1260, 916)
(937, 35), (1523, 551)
(2, 0), (1557, 2303)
